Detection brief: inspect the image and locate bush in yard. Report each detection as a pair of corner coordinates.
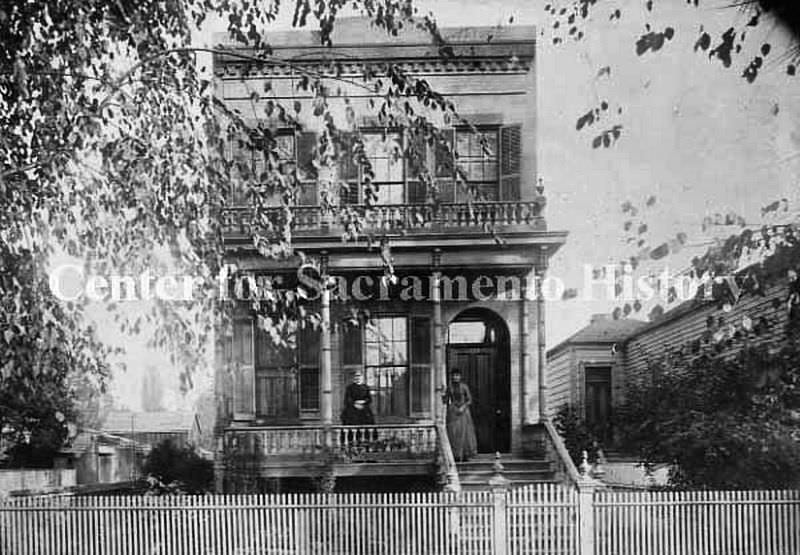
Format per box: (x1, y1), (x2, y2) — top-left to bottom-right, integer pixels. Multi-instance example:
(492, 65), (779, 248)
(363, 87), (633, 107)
(615, 339), (800, 489)
(142, 439), (213, 494)
(553, 404), (601, 467)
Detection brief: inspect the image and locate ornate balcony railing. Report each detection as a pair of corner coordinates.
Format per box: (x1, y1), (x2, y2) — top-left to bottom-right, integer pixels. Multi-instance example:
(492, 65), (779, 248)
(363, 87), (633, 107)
(221, 200), (546, 236)
(222, 424), (437, 465)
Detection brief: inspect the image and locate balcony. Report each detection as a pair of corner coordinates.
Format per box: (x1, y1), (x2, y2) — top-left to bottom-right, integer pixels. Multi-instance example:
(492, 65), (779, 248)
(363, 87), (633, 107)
(220, 424), (442, 479)
(221, 200), (547, 239)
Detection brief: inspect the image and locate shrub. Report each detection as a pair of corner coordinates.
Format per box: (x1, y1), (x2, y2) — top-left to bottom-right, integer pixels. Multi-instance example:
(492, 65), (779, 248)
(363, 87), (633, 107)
(553, 404), (600, 467)
(142, 439), (213, 494)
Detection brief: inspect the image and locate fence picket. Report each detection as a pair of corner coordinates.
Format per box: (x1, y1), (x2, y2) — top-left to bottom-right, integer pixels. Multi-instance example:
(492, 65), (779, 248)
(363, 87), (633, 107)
(2, 484), (800, 555)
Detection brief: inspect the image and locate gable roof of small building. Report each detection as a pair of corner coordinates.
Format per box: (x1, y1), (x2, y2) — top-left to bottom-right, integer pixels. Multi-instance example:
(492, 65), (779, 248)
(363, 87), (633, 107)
(101, 411), (196, 435)
(548, 315), (648, 358)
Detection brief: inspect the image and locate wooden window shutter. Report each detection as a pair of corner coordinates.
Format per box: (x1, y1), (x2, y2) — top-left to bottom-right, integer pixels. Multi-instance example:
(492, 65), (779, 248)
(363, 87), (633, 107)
(409, 317), (433, 417)
(298, 324), (321, 413)
(232, 318), (255, 421)
(500, 124), (522, 200)
(339, 132), (360, 204)
(433, 129), (456, 203)
(228, 119), (256, 204)
(407, 129), (428, 204)
(296, 131), (318, 205)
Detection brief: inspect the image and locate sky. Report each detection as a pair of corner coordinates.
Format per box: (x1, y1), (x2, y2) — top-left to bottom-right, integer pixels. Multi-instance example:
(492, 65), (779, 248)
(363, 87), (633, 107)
(98, 0), (800, 409)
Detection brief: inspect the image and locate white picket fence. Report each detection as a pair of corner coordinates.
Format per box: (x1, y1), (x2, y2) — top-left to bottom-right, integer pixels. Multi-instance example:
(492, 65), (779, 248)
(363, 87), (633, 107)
(0, 485), (798, 555)
(594, 489), (800, 555)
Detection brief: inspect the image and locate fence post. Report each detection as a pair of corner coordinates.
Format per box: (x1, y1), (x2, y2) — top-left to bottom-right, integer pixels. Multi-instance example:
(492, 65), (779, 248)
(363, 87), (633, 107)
(489, 453), (509, 555)
(577, 451), (600, 555)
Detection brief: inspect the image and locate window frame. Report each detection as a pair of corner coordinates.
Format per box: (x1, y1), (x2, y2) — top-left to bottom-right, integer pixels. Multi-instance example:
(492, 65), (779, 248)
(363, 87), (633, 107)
(253, 320), (321, 421)
(340, 128), (412, 206)
(454, 126), (500, 202)
(340, 313), (433, 420)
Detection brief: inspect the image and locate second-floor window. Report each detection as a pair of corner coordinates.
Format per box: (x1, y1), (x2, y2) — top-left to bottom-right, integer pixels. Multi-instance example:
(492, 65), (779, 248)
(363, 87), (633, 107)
(228, 124), (317, 206)
(227, 122), (522, 206)
(435, 125), (521, 203)
(456, 129), (499, 200)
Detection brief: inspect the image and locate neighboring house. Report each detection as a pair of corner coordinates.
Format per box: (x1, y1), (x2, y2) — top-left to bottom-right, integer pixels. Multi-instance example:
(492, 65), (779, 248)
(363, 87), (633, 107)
(101, 410), (202, 450)
(56, 431), (146, 486)
(214, 19), (569, 493)
(547, 275), (793, 447)
(545, 314), (647, 440)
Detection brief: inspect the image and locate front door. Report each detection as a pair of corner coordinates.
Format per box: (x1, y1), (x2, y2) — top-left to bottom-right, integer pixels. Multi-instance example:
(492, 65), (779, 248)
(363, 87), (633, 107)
(585, 366), (612, 443)
(447, 344), (510, 453)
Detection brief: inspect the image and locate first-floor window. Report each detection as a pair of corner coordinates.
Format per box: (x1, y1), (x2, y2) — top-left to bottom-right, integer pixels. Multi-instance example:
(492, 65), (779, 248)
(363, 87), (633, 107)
(255, 322), (320, 420)
(342, 315), (432, 419)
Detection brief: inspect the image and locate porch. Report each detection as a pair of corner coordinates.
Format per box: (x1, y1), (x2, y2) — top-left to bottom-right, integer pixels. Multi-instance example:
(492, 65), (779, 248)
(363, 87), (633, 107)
(220, 424), (440, 480)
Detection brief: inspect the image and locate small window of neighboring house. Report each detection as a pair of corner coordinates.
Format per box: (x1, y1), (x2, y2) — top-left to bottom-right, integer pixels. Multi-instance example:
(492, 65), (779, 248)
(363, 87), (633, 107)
(98, 453), (113, 483)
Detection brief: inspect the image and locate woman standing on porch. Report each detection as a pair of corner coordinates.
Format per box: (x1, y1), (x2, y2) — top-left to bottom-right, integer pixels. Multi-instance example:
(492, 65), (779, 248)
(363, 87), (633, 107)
(443, 369), (477, 462)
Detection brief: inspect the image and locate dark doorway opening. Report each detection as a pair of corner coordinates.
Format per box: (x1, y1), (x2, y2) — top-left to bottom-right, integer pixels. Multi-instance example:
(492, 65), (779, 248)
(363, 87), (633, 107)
(446, 308), (511, 454)
(585, 366), (612, 443)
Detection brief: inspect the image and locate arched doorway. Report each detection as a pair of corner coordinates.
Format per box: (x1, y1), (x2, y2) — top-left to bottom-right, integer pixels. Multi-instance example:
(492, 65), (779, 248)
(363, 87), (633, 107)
(446, 308), (511, 453)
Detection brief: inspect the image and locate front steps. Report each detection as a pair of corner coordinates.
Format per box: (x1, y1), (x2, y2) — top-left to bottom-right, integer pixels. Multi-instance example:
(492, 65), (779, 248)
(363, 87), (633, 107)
(456, 453), (557, 490)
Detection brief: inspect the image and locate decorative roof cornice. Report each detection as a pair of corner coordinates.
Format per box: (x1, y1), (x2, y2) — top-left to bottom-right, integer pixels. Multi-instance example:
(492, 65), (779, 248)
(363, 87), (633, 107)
(213, 56), (532, 78)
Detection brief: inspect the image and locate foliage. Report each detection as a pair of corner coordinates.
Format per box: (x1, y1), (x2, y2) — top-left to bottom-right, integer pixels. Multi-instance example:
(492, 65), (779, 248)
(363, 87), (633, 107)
(142, 439), (214, 494)
(616, 324), (800, 489)
(0, 0), (478, 457)
(0, 252), (111, 467)
(545, 0), (799, 149)
(553, 403), (600, 467)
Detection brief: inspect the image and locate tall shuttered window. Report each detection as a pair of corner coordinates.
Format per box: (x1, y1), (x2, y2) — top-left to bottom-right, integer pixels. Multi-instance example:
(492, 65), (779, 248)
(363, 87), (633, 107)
(340, 315), (432, 419)
(227, 124), (318, 206)
(432, 125), (522, 202)
(254, 321), (320, 422)
(456, 129), (499, 201)
(340, 130), (405, 205)
(227, 318), (255, 420)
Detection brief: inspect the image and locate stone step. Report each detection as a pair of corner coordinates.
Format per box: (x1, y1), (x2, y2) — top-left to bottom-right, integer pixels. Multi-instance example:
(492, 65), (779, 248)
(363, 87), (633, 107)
(459, 479), (560, 491)
(458, 469), (555, 482)
(456, 459), (552, 472)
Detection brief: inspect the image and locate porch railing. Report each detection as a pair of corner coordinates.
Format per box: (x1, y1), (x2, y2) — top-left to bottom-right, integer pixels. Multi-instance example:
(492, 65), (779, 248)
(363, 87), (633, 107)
(434, 421), (461, 492)
(222, 424), (437, 463)
(542, 419), (582, 487)
(221, 200), (546, 235)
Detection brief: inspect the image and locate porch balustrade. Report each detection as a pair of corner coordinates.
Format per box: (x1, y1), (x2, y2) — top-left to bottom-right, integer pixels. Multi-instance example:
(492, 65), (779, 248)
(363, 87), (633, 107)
(222, 424), (437, 464)
(221, 200), (546, 236)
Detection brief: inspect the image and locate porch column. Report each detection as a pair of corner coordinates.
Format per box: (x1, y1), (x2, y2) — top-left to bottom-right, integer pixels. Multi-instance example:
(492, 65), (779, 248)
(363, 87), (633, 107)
(321, 280), (333, 425)
(536, 260), (548, 422)
(432, 268), (445, 424)
(520, 275), (533, 426)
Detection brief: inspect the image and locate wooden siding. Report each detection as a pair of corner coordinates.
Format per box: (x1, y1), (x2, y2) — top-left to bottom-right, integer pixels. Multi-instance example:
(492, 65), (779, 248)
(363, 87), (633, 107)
(545, 347), (573, 419)
(622, 278), (790, 387)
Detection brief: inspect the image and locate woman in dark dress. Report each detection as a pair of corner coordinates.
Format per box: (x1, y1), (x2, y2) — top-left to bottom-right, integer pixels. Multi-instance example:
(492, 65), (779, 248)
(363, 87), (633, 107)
(443, 369), (478, 462)
(341, 370), (375, 425)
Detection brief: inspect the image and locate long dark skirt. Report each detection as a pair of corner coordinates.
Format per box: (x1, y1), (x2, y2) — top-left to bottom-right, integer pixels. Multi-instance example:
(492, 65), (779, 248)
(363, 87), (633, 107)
(446, 406), (478, 461)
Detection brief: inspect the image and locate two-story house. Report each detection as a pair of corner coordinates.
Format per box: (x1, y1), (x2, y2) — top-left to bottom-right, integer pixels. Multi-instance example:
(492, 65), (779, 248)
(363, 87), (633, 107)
(213, 19), (569, 493)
